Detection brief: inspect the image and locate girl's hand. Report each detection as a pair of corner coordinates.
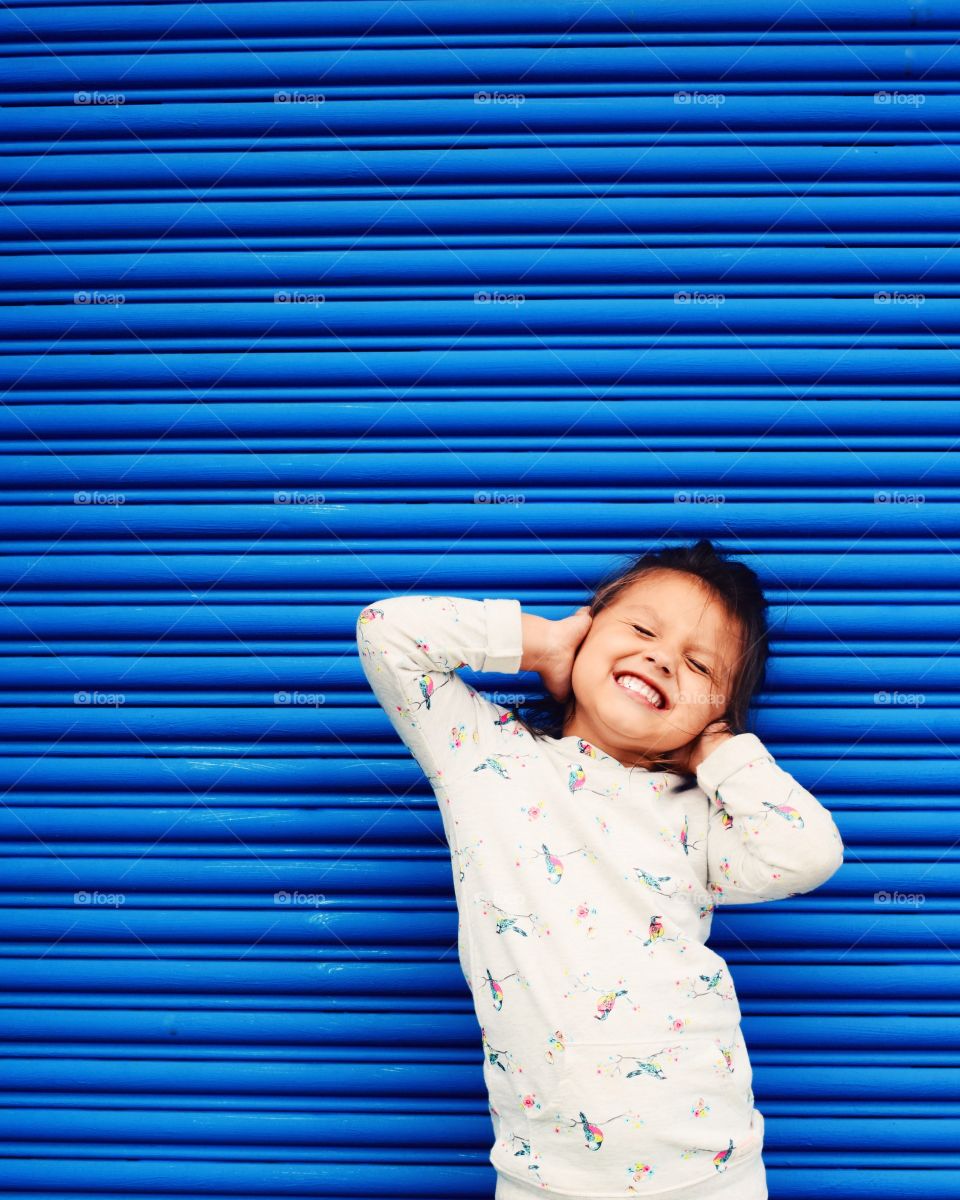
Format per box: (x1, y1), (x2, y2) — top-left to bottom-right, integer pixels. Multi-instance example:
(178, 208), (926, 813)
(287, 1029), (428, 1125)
(521, 606), (593, 702)
(665, 718), (736, 776)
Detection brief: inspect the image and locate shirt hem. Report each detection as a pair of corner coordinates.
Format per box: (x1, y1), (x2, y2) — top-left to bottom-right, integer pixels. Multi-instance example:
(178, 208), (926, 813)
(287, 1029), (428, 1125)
(494, 1145), (766, 1199)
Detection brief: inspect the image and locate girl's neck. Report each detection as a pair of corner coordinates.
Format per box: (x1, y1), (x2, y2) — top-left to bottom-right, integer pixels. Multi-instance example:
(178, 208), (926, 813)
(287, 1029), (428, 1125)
(560, 720), (661, 771)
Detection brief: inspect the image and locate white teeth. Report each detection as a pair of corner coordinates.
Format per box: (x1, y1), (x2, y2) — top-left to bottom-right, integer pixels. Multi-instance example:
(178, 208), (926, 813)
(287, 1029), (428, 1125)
(616, 674), (664, 708)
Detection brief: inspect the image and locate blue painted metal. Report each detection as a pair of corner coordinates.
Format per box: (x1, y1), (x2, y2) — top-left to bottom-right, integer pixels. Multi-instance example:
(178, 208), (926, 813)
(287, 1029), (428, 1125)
(0, 1), (952, 1196)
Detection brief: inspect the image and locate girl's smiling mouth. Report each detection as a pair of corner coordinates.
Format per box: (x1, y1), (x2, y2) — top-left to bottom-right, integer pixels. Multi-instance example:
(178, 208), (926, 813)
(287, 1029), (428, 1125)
(613, 672), (669, 711)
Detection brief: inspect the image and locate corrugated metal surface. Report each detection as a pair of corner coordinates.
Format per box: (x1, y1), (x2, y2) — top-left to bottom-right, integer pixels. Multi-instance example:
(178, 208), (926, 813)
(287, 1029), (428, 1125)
(0, 1), (954, 1196)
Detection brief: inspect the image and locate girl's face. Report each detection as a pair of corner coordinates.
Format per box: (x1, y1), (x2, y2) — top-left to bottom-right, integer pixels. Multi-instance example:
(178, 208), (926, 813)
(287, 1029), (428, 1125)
(564, 570), (743, 768)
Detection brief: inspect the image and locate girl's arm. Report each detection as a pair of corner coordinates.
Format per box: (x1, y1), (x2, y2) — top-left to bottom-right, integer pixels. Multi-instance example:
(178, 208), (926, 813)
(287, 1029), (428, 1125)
(356, 594), (525, 794)
(696, 732), (844, 905)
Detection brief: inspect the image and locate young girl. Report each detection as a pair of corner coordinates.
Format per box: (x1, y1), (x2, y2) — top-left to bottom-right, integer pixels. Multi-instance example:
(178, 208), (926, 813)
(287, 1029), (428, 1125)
(356, 539), (844, 1200)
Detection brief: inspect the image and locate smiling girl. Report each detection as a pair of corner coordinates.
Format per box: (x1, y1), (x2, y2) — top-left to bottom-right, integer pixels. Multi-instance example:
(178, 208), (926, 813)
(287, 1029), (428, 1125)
(356, 539), (844, 1200)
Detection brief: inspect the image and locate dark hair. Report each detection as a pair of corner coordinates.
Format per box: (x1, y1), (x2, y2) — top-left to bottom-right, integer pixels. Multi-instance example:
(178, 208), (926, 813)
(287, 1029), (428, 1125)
(512, 538), (771, 765)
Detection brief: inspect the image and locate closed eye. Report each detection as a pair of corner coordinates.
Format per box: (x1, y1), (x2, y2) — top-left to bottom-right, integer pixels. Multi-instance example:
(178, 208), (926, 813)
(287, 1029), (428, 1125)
(632, 624), (711, 677)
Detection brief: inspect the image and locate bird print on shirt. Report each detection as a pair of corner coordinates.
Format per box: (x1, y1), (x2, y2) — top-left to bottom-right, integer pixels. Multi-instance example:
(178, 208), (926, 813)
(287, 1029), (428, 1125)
(528, 841), (597, 884)
(564, 973), (639, 1022)
(609, 1047), (683, 1081)
(474, 894), (544, 938)
(480, 966), (529, 1011)
(552, 1106), (642, 1155)
(632, 866), (678, 898)
(637, 913), (687, 950)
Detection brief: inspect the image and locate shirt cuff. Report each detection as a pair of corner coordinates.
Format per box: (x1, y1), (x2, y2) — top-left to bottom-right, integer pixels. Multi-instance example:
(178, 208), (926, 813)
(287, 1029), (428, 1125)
(695, 731), (773, 802)
(481, 597), (524, 673)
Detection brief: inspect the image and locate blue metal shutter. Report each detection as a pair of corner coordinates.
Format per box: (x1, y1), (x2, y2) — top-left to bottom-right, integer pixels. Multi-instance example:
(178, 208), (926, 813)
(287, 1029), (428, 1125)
(0, 1), (948, 1196)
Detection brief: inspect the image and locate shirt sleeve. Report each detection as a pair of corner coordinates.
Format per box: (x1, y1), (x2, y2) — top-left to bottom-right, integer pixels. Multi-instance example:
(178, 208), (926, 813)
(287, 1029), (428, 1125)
(696, 732), (845, 906)
(355, 594), (525, 794)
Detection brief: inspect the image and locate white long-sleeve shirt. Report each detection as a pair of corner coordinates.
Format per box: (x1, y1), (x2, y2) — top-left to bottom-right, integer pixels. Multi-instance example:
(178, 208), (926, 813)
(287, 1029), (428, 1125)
(356, 594), (845, 1198)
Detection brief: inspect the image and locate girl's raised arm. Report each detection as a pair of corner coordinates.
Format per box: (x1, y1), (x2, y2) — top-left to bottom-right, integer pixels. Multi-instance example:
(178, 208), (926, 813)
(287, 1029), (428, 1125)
(696, 732), (845, 905)
(356, 594), (524, 795)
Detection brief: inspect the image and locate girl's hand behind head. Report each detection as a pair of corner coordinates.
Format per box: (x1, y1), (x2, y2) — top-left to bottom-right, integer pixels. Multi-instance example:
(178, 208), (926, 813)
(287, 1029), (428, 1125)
(523, 606), (593, 703)
(662, 717), (735, 776)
